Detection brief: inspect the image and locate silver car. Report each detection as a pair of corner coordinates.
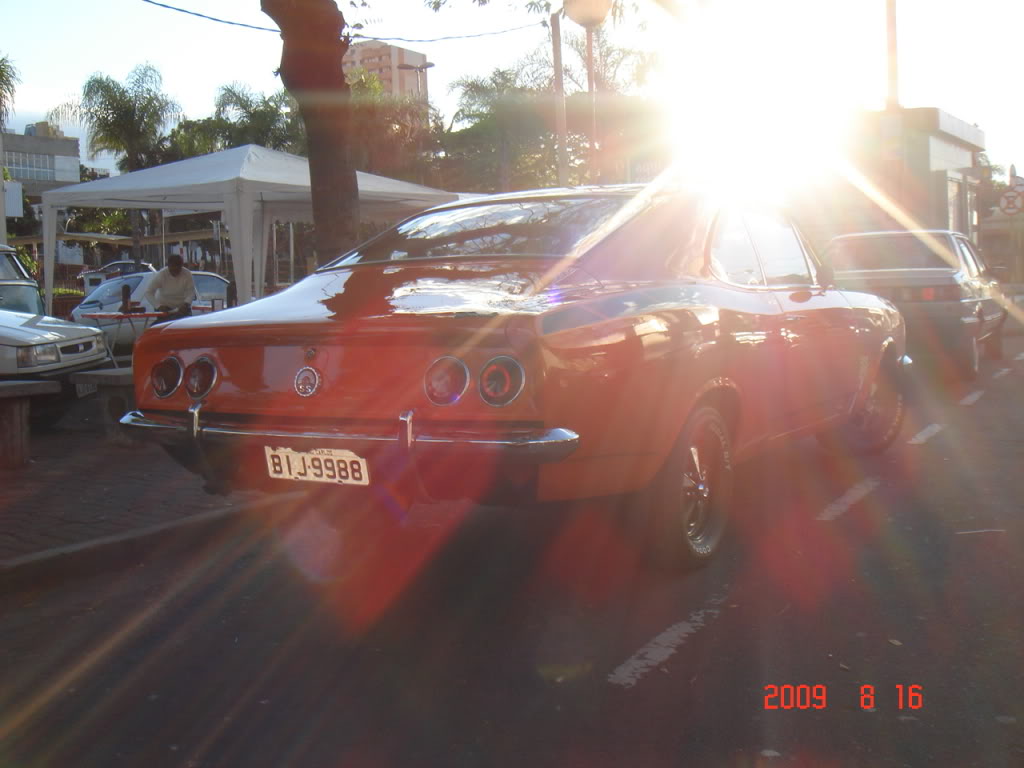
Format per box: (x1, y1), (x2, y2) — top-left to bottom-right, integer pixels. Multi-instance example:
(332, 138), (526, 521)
(825, 230), (1007, 380)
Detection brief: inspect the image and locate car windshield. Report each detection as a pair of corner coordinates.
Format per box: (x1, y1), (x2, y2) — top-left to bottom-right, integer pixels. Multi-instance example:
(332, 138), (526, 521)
(323, 197), (630, 268)
(0, 284), (44, 315)
(829, 234), (957, 271)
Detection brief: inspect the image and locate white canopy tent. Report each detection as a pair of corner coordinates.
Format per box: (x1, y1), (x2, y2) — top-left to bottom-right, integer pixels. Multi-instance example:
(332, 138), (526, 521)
(41, 144), (459, 311)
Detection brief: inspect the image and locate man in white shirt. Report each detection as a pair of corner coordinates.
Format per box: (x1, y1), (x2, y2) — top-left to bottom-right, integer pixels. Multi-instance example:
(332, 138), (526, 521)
(145, 254), (197, 321)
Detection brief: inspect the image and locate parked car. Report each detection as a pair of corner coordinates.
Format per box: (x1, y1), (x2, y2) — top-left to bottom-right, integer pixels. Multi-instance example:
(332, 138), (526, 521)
(121, 186), (910, 567)
(78, 260), (155, 290)
(0, 306), (110, 425)
(824, 230), (1007, 380)
(0, 244), (51, 331)
(71, 271), (230, 349)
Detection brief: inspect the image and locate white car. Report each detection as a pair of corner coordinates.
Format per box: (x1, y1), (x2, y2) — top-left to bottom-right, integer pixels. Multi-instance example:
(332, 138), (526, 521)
(0, 307), (110, 425)
(71, 270), (230, 349)
(77, 260), (155, 290)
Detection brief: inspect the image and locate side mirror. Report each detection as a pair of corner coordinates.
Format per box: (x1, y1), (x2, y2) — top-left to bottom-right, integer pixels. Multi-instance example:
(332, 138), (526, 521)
(816, 263), (835, 288)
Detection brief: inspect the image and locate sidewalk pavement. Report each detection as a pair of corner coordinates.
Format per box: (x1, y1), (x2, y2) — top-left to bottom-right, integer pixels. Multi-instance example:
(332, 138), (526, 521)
(0, 396), (264, 583)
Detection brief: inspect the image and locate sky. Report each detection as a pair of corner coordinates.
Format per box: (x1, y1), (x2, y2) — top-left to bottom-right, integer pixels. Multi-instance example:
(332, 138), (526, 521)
(2, 0), (1023, 178)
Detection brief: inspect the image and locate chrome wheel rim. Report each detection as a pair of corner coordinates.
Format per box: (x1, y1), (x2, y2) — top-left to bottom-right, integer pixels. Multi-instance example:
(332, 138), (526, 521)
(681, 432), (720, 546)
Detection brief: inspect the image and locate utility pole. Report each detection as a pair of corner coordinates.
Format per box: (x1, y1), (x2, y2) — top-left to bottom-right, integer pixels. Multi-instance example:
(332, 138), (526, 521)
(551, 12), (569, 187)
(886, 0), (899, 110)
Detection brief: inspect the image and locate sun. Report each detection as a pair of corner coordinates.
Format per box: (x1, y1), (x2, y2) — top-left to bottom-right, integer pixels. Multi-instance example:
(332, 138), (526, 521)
(642, 0), (883, 200)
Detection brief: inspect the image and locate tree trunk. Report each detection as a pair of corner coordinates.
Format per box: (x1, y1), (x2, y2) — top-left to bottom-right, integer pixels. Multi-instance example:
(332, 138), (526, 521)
(130, 208), (143, 263)
(262, 0), (359, 266)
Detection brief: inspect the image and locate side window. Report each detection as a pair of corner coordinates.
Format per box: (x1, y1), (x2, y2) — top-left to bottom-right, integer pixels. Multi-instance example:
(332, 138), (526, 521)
(89, 279), (126, 305)
(745, 211), (813, 286)
(955, 238), (980, 277)
(194, 275), (226, 297)
(958, 238), (987, 276)
(709, 211), (763, 286)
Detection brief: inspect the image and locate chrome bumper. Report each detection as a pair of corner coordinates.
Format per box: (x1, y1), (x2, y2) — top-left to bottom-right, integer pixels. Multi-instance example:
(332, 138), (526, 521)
(119, 407), (580, 464)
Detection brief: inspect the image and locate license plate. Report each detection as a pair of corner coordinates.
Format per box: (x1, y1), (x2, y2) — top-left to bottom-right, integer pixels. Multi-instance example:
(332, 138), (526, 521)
(264, 446), (370, 486)
(75, 381), (98, 398)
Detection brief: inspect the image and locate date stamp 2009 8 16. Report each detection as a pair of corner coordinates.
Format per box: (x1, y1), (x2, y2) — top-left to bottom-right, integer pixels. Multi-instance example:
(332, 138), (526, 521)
(764, 684), (923, 711)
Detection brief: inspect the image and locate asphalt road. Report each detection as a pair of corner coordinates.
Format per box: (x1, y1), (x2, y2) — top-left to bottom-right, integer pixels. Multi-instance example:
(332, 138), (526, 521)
(2, 338), (1023, 768)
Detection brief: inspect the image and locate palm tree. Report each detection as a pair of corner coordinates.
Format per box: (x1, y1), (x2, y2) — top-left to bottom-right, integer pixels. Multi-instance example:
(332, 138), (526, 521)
(0, 53), (21, 244)
(215, 84), (298, 152)
(49, 64), (181, 260)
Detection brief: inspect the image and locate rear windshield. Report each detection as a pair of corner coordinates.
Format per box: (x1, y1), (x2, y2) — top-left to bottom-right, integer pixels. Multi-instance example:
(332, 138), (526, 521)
(323, 197), (630, 268)
(829, 235), (957, 271)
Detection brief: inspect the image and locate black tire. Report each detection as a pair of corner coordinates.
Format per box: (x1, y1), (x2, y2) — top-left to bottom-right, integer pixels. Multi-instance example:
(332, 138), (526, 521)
(818, 356), (906, 456)
(983, 323), (1004, 361)
(629, 405), (734, 569)
(957, 333), (980, 381)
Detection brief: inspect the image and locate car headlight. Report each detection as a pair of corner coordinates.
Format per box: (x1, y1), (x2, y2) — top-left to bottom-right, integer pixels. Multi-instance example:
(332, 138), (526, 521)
(16, 343), (60, 368)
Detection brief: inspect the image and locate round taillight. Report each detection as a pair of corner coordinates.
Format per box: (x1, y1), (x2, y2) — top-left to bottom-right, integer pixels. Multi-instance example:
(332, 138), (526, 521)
(184, 357), (217, 400)
(479, 356), (525, 407)
(424, 356), (470, 406)
(151, 357), (182, 399)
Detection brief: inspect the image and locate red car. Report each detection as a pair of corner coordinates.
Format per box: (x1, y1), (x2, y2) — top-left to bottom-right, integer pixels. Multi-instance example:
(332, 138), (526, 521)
(122, 185), (910, 567)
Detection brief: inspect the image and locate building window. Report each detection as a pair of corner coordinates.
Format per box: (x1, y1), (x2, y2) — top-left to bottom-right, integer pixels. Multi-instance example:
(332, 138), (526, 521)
(3, 151), (57, 181)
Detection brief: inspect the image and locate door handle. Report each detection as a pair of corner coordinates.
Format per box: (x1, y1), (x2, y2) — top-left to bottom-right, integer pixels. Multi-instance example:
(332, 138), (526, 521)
(784, 314), (808, 322)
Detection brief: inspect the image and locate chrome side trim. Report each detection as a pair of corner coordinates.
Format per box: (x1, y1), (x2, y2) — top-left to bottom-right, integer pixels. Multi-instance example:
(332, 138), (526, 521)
(120, 410), (579, 463)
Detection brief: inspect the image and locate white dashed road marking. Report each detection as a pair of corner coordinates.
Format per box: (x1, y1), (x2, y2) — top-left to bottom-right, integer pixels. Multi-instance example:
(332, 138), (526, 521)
(955, 529), (1007, 535)
(959, 390), (985, 406)
(993, 368), (1011, 379)
(817, 478), (880, 521)
(608, 593), (728, 688)
(907, 424), (943, 445)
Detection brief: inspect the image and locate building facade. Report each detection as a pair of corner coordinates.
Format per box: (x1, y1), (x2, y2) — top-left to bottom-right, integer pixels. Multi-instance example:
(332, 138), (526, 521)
(796, 107), (987, 252)
(342, 42), (430, 102)
(2, 122), (80, 199)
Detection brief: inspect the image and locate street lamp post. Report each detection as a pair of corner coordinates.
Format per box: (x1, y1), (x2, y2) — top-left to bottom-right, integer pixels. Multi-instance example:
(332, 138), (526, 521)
(397, 61), (435, 102)
(564, 0), (613, 183)
(397, 62), (435, 184)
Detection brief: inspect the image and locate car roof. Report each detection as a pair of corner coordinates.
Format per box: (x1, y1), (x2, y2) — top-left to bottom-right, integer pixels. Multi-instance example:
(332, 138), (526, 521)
(425, 184), (652, 214)
(0, 279), (38, 287)
(829, 230), (960, 242)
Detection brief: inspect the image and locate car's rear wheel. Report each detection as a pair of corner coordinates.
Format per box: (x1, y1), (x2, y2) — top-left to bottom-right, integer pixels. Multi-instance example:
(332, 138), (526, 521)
(629, 405), (734, 569)
(819, 356), (905, 456)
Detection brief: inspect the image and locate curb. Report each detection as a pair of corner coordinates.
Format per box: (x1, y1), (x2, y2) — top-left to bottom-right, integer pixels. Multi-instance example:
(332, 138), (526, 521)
(0, 493), (301, 595)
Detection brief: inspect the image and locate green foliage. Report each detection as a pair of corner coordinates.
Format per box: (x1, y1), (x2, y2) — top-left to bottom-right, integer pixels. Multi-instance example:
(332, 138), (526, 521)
(344, 68), (435, 181)
(65, 207), (130, 236)
(0, 52), (18, 128)
(157, 117), (231, 162)
(215, 84), (302, 152)
(13, 246), (36, 276)
(49, 64), (181, 172)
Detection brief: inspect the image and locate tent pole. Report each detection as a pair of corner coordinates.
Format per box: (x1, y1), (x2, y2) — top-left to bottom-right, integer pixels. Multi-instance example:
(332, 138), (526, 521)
(289, 222), (295, 285)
